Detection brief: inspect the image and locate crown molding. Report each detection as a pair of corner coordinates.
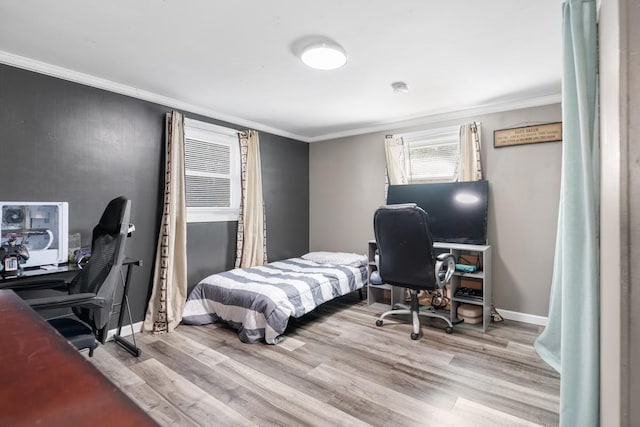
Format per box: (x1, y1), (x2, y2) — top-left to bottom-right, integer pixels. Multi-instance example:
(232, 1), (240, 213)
(0, 50), (560, 144)
(306, 93), (562, 142)
(0, 50), (309, 142)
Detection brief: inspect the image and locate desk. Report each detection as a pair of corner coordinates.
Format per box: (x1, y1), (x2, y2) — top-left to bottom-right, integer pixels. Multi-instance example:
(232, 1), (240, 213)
(0, 257), (139, 284)
(0, 258), (143, 357)
(0, 263), (76, 282)
(0, 289), (158, 427)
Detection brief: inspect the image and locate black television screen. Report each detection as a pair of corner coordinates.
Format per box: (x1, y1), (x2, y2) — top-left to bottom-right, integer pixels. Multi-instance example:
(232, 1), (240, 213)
(386, 180), (489, 245)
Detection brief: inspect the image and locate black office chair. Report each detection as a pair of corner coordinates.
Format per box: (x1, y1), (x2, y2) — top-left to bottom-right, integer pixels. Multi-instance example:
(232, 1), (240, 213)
(373, 203), (458, 339)
(23, 197), (131, 356)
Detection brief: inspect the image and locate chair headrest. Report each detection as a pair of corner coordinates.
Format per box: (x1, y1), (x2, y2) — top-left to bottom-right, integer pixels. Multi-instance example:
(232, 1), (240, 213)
(98, 196), (129, 234)
(375, 204), (430, 231)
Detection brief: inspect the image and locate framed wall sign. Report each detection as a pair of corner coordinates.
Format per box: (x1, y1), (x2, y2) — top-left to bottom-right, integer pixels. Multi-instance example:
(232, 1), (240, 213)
(494, 122), (562, 148)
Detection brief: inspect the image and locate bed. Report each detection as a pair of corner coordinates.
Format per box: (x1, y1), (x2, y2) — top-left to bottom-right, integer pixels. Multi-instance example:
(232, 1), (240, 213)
(181, 253), (368, 344)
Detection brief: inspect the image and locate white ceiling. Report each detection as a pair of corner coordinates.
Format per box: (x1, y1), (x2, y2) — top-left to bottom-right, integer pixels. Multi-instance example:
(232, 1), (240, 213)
(0, 1), (562, 142)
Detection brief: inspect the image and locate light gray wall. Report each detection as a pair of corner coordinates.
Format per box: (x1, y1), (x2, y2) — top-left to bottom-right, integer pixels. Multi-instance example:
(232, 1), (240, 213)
(310, 104), (562, 316)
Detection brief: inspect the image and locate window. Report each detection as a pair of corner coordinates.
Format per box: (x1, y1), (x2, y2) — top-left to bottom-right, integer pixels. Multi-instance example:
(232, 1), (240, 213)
(401, 126), (460, 183)
(184, 118), (240, 222)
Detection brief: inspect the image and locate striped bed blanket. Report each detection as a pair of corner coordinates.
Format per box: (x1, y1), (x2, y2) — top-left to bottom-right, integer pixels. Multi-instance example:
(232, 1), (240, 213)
(181, 258), (367, 344)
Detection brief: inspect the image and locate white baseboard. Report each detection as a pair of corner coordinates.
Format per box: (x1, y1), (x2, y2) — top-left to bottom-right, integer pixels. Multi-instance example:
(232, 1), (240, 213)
(106, 321), (144, 341)
(496, 308), (548, 326)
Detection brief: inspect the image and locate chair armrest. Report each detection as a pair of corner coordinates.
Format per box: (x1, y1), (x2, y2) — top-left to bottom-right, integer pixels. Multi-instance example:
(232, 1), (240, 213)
(435, 253), (456, 288)
(26, 293), (105, 311)
(436, 253), (455, 262)
(0, 278), (69, 291)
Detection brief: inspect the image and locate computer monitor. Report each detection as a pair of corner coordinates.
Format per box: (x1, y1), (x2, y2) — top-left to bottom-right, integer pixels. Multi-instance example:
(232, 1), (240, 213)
(386, 180), (489, 245)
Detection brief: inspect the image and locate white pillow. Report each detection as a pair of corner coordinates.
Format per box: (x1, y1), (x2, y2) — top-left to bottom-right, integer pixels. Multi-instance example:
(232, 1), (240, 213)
(301, 251), (368, 267)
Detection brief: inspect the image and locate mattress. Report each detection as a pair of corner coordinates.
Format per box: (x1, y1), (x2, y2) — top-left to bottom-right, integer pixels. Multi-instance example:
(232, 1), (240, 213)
(181, 257), (367, 344)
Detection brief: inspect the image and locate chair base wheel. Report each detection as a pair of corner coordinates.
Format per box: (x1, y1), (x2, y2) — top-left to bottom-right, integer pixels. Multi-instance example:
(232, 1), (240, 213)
(376, 319), (383, 327)
(411, 332), (420, 340)
(445, 326), (453, 334)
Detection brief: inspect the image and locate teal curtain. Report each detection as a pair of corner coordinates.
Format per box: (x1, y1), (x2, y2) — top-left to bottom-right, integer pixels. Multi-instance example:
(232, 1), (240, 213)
(534, 0), (599, 426)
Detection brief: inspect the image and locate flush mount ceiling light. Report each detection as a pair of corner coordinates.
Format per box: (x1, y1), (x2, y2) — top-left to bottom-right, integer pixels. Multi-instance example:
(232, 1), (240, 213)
(391, 81), (409, 93)
(300, 42), (347, 70)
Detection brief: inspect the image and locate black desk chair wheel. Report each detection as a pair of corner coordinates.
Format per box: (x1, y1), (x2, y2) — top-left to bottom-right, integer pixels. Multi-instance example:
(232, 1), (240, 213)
(373, 203), (459, 340)
(18, 196), (132, 356)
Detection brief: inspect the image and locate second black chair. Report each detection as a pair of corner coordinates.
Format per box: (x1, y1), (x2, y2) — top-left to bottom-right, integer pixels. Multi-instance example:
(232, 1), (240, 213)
(24, 196), (132, 356)
(373, 203), (458, 339)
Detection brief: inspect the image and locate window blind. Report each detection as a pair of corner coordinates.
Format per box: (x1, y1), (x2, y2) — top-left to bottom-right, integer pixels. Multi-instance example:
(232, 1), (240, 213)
(185, 138), (232, 208)
(404, 126), (460, 183)
(408, 142), (459, 183)
(182, 118), (240, 223)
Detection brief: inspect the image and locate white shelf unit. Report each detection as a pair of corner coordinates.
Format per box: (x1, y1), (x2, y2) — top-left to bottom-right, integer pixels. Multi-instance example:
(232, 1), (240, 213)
(366, 240), (492, 332)
(434, 242), (492, 332)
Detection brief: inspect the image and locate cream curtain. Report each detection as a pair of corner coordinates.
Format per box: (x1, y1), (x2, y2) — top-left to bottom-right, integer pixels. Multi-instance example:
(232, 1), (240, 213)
(384, 135), (408, 185)
(235, 130), (267, 268)
(143, 111), (188, 334)
(459, 123), (483, 181)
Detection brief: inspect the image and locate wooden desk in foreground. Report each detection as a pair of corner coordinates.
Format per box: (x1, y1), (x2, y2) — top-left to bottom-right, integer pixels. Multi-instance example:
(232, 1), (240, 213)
(0, 289), (158, 427)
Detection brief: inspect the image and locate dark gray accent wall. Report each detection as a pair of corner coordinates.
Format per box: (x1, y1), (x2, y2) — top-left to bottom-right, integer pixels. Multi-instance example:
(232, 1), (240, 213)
(0, 64), (309, 324)
(185, 221), (237, 294)
(180, 120), (310, 294)
(260, 133), (309, 262)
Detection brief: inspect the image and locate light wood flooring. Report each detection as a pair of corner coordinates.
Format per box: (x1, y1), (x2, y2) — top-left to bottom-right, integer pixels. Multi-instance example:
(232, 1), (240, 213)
(88, 294), (560, 426)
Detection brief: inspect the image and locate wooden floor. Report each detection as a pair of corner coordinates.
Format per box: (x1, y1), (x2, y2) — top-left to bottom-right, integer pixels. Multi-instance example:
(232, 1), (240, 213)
(89, 294), (560, 427)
